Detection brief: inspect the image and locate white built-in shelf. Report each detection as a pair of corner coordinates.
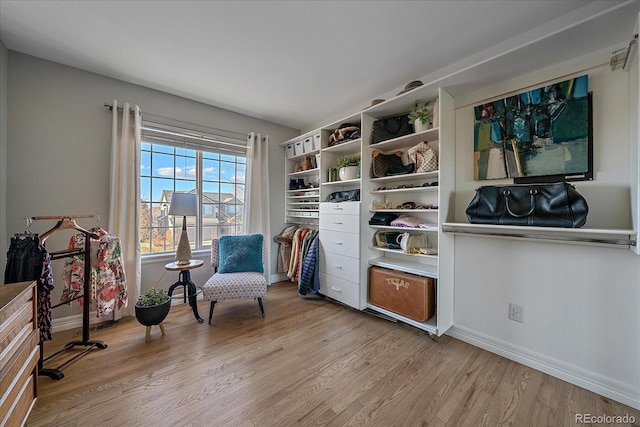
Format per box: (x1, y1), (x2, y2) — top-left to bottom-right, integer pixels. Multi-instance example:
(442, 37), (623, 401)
(371, 186), (438, 194)
(370, 209), (438, 214)
(368, 257), (438, 278)
(288, 168), (319, 177)
(287, 188), (319, 194)
(442, 222), (638, 249)
(322, 138), (361, 154)
(285, 150), (320, 161)
(369, 246), (438, 259)
(368, 128), (440, 152)
(365, 304), (438, 335)
(369, 224), (439, 232)
(287, 195), (320, 200)
(322, 178), (361, 187)
(288, 213), (319, 218)
(370, 171), (439, 184)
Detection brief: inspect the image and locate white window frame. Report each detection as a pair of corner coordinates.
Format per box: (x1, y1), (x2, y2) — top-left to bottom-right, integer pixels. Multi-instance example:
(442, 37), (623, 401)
(139, 121), (248, 257)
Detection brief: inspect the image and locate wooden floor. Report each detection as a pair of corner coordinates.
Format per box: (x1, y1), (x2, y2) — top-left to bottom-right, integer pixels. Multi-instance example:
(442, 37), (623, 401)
(28, 281), (639, 427)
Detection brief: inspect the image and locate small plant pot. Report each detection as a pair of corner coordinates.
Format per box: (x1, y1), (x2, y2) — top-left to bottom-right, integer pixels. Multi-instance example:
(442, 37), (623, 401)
(414, 119), (432, 133)
(338, 166), (358, 181)
(135, 297), (171, 326)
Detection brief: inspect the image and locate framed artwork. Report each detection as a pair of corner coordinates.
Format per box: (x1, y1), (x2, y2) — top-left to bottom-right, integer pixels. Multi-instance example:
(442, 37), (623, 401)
(473, 74), (593, 183)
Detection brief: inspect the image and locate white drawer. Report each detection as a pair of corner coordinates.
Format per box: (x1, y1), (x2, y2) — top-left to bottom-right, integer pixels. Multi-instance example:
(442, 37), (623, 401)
(320, 202), (360, 215)
(319, 273), (360, 309)
(319, 230), (359, 258)
(320, 251), (359, 283)
(320, 213), (360, 233)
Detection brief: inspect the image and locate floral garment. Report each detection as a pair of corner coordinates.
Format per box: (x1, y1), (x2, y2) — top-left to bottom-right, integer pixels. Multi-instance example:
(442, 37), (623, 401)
(38, 249), (54, 341)
(60, 227), (128, 317)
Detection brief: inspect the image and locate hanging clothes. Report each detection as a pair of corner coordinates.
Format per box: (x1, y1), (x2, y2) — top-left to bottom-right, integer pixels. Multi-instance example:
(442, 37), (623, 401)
(4, 235), (44, 284)
(38, 250), (55, 341)
(289, 228), (312, 282)
(60, 227), (128, 317)
(274, 225), (298, 273)
(298, 233), (320, 296)
(4, 235), (55, 341)
(287, 228), (303, 279)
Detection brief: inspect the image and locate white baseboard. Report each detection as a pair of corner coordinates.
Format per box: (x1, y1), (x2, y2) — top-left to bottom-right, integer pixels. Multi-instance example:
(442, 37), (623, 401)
(447, 325), (640, 411)
(51, 292), (201, 332)
(270, 272), (289, 284)
(51, 312), (110, 332)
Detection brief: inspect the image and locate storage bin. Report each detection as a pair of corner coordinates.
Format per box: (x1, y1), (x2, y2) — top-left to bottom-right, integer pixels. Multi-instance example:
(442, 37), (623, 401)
(294, 140), (304, 156)
(285, 143), (294, 158)
(303, 137), (315, 153)
(313, 133), (322, 150)
(369, 266), (435, 321)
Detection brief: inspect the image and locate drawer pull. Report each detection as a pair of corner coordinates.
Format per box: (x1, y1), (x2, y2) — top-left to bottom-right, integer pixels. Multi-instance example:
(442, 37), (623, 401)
(333, 206), (343, 210)
(330, 286), (342, 292)
(334, 241), (343, 245)
(333, 221), (343, 225)
(331, 263), (342, 269)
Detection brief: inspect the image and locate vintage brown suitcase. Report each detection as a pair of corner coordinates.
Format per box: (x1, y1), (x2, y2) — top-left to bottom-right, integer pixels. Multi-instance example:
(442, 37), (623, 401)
(369, 266), (435, 322)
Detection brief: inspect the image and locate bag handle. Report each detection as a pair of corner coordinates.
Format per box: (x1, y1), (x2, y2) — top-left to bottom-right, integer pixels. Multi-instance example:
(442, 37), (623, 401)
(372, 150), (402, 159)
(503, 188), (537, 217)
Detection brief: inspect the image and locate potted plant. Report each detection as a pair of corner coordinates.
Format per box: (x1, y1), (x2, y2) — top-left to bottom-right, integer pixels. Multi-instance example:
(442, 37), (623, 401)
(408, 100), (432, 132)
(135, 288), (171, 327)
(333, 154), (361, 181)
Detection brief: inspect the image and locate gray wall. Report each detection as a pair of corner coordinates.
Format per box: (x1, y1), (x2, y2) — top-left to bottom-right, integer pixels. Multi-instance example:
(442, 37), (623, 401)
(5, 51), (296, 318)
(0, 40), (7, 272)
(448, 59), (640, 407)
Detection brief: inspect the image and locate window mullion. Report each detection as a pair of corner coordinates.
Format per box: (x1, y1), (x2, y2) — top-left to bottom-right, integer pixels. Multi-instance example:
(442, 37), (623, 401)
(196, 151), (203, 249)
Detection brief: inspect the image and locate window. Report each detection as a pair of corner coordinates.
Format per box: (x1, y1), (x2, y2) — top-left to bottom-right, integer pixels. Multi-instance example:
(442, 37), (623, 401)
(139, 122), (247, 255)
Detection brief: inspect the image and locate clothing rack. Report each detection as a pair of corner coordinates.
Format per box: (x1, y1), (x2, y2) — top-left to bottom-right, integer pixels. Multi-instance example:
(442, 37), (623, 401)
(285, 219), (319, 227)
(33, 215), (108, 380)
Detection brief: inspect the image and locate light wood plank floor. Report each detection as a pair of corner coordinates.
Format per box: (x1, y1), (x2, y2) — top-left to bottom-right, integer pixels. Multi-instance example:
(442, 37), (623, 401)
(29, 281), (639, 427)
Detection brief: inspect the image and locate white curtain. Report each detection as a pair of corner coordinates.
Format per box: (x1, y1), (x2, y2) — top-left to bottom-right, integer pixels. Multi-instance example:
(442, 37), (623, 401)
(245, 132), (271, 279)
(109, 101), (141, 319)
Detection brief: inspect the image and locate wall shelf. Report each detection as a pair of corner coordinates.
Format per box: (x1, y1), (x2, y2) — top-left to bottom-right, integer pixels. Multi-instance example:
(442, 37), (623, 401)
(442, 222), (637, 248)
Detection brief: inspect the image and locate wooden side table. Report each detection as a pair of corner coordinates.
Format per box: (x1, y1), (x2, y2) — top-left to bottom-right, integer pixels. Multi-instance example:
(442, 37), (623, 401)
(165, 259), (204, 323)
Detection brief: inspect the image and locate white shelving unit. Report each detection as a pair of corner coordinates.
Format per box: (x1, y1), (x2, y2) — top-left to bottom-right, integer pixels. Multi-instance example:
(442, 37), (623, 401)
(358, 87), (455, 336)
(281, 135), (321, 225)
(279, 87), (455, 335)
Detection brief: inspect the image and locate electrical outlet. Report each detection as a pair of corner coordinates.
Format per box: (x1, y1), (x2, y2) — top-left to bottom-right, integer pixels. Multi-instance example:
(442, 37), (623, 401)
(509, 303), (524, 323)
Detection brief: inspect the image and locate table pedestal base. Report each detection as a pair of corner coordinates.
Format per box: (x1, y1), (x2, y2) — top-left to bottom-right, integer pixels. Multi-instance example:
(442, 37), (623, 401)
(168, 269), (204, 323)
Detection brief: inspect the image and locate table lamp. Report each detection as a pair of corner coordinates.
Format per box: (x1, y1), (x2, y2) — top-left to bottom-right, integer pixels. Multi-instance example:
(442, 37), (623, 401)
(169, 193), (198, 265)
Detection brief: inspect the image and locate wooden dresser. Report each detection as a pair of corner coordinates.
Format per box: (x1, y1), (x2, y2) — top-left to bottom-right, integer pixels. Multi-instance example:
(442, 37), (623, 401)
(1, 281), (39, 427)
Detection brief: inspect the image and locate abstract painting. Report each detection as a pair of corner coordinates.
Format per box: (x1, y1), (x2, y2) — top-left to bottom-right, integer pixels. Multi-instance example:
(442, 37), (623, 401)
(473, 75), (592, 182)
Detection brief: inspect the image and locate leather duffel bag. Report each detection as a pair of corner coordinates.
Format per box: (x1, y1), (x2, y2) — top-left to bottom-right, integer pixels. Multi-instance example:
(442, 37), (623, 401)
(465, 182), (588, 228)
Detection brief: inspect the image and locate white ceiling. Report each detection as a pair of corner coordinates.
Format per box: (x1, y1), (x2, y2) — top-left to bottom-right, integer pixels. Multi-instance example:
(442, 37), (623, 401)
(0, 1), (638, 131)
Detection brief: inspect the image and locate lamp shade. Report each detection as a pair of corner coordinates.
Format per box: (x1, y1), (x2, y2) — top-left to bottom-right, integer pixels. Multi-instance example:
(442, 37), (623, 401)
(168, 193), (198, 217)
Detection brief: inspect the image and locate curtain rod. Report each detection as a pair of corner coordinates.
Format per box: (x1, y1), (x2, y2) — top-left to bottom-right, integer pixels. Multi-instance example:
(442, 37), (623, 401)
(103, 103), (247, 140)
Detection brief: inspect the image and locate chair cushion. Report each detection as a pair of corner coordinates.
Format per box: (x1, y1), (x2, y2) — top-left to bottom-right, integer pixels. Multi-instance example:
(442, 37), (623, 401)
(202, 272), (267, 301)
(218, 234), (264, 274)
